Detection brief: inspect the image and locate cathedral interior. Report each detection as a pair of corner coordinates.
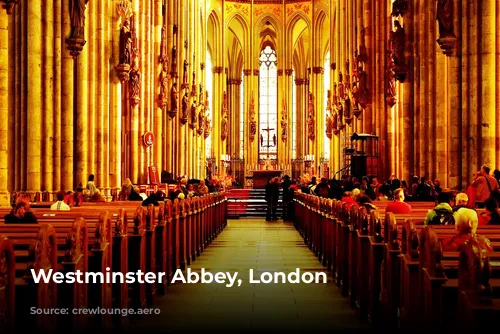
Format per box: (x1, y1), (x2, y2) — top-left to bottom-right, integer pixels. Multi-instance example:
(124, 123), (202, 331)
(1, 0), (498, 203)
(2, 0), (500, 332)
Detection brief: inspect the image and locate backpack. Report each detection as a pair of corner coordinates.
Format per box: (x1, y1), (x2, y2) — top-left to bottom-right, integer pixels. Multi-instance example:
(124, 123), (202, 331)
(429, 209), (453, 225)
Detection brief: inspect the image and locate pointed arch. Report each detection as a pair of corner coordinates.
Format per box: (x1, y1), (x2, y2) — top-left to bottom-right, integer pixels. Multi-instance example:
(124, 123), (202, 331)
(207, 9), (222, 65)
(226, 13), (249, 66)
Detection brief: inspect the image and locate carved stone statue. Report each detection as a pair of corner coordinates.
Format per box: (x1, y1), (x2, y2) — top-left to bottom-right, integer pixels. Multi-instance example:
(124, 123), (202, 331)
(221, 115), (228, 141)
(119, 20), (132, 65)
(204, 112), (211, 139)
(260, 133), (264, 147)
(159, 62), (169, 102)
(273, 134), (277, 147)
(129, 54), (141, 106)
(307, 113), (315, 141)
(436, 0), (453, 37)
(170, 82), (178, 115)
(198, 107), (205, 135)
(343, 98), (352, 124)
(183, 60), (189, 85)
(358, 68), (369, 108)
(181, 93), (189, 124)
(332, 111), (339, 135)
(69, 0), (89, 39)
(192, 71), (196, 85)
(171, 45), (177, 74)
(280, 116), (287, 142)
(190, 100), (197, 129)
(250, 117), (257, 142)
(326, 113), (334, 139)
(385, 52), (397, 107)
(222, 91), (228, 113)
(390, 20), (405, 67)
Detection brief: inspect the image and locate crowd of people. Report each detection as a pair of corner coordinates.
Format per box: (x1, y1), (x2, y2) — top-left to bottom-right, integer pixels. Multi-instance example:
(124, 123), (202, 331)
(263, 165), (500, 252)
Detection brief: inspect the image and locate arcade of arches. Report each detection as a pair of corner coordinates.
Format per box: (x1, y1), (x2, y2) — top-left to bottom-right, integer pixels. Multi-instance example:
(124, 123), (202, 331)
(1, 0), (500, 205)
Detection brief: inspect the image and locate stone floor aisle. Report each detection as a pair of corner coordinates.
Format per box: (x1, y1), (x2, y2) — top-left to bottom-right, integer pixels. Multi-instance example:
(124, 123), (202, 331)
(128, 219), (369, 332)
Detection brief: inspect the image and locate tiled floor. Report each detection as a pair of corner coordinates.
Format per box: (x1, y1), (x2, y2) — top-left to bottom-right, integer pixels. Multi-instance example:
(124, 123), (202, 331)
(129, 219), (368, 332)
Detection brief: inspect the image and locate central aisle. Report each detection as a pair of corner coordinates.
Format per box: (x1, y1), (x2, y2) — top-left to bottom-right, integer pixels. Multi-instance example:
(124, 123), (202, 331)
(130, 219), (368, 331)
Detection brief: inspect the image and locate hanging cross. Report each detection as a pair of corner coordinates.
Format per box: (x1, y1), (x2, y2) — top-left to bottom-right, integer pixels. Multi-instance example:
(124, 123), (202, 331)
(261, 127), (275, 148)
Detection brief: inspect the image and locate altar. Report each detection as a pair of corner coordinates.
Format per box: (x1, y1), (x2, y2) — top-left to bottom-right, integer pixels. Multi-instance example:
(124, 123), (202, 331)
(251, 170), (283, 189)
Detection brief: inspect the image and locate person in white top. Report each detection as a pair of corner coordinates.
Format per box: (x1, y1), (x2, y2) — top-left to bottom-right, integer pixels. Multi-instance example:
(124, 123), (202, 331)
(50, 191), (71, 211)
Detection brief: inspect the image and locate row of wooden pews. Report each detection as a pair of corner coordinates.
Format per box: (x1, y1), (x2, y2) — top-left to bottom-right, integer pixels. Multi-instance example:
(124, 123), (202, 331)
(0, 193), (227, 331)
(293, 193), (500, 330)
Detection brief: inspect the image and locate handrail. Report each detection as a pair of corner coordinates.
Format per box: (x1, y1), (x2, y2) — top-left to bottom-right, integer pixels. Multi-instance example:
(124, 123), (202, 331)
(333, 164), (351, 180)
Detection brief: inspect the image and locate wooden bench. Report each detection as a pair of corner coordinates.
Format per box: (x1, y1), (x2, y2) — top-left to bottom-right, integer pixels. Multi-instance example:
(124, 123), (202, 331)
(0, 192), (228, 330)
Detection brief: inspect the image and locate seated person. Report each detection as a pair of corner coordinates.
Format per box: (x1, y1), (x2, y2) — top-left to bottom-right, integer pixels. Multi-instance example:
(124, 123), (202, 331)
(129, 186), (143, 201)
(314, 178), (330, 198)
(198, 180), (209, 195)
(51, 191), (70, 211)
(479, 197), (500, 225)
(142, 191), (165, 207)
(5, 195), (38, 224)
(442, 208), (493, 251)
(385, 188), (412, 214)
(453, 192), (469, 213)
(341, 191), (359, 208)
(357, 194), (377, 212)
(425, 191), (454, 225)
(90, 188), (106, 202)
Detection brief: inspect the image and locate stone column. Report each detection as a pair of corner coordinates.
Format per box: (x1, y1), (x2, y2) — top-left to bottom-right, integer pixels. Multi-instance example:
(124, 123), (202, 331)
(41, 0), (54, 194)
(154, 0), (163, 171)
(312, 66), (324, 173)
(479, 0), (496, 166)
(0, 9), (11, 206)
(61, 0), (74, 191)
(27, 0), (42, 194)
(76, 6), (89, 188)
(110, 0), (122, 190)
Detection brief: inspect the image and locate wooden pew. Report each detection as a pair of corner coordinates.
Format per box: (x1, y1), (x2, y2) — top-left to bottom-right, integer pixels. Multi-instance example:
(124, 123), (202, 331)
(0, 220), (86, 330)
(457, 238), (500, 330)
(0, 235), (15, 330)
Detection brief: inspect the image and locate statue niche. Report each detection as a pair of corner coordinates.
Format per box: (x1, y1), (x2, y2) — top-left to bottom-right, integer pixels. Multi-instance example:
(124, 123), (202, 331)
(181, 93), (189, 125)
(66, 0), (89, 57)
(436, 0), (456, 56)
(190, 100), (197, 130)
(389, 20), (407, 82)
(385, 51), (397, 108)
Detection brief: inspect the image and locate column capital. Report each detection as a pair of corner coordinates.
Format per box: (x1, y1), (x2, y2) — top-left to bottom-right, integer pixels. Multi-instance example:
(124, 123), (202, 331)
(228, 78), (242, 85)
(277, 69), (283, 76)
(253, 69), (260, 76)
(312, 66), (324, 74)
(2, 0), (19, 14)
(213, 66), (223, 74)
(285, 69), (293, 76)
(243, 69), (252, 76)
(295, 78), (306, 85)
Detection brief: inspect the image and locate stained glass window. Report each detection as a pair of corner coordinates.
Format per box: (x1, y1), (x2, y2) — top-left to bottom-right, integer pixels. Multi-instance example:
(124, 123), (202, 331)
(205, 51), (212, 158)
(240, 72), (244, 159)
(324, 52), (331, 160)
(292, 70), (297, 159)
(259, 46), (278, 160)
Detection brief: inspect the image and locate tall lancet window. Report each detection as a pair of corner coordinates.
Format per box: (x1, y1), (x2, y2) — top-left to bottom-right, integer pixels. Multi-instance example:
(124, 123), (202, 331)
(323, 52), (331, 160)
(259, 46), (278, 160)
(240, 72), (244, 159)
(205, 51), (213, 158)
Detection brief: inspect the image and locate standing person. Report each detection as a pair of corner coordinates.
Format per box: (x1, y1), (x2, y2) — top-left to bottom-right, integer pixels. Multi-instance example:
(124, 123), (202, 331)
(470, 165), (500, 208)
(51, 191), (70, 211)
(281, 175), (291, 220)
(265, 177), (279, 221)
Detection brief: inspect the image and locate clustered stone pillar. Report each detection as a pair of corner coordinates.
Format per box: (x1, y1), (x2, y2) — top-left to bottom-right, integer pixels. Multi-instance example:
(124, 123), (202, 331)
(0, 7), (10, 206)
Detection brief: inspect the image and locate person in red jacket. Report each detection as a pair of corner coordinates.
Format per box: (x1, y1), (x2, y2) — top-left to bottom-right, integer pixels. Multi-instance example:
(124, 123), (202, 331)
(442, 208), (493, 252)
(385, 188), (412, 214)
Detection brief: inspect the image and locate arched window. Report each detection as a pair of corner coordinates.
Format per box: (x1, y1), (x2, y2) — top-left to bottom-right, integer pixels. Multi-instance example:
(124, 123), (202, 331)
(205, 51), (213, 158)
(259, 46), (278, 160)
(292, 70), (297, 159)
(323, 52), (331, 160)
(240, 71), (244, 159)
